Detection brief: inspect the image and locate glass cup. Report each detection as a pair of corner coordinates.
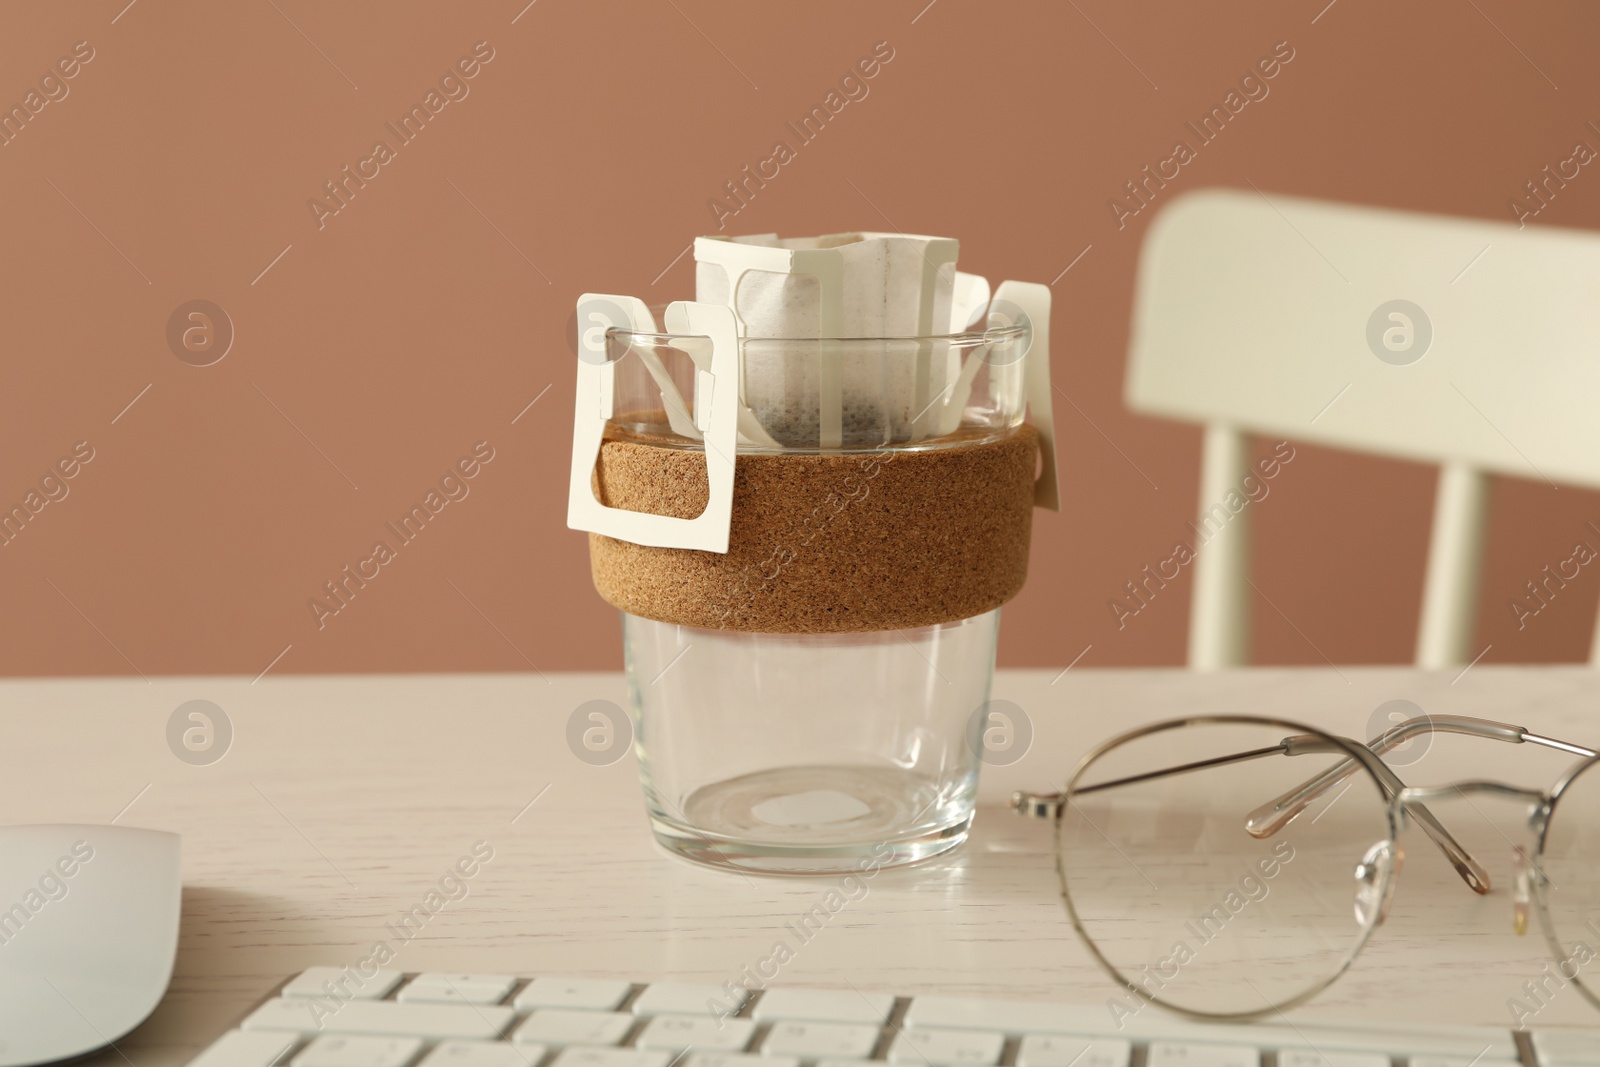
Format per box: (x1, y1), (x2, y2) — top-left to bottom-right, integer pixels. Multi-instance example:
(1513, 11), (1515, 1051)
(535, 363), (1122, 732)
(601, 321), (1031, 453)
(625, 611), (1000, 873)
(597, 313), (1033, 874)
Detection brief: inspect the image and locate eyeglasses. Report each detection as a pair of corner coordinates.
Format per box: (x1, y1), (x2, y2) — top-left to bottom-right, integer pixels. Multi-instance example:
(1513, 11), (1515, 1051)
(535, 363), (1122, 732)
(1011, 713), (1599, 1023)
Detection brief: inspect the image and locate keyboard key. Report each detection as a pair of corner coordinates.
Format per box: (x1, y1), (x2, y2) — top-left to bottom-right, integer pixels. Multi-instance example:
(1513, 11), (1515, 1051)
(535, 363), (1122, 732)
(189, 1030), (302, 1067)
(1534, 1030), (1600, 1066)
(551, 1049), (673, 1067)
(633, 983), (746, 1017)
(1279, 1052), (1391, 1067)
(399, 974), (516, 1005)
(421, 1042), (545, 1067)
(887, 1026), (1005, 1066)
(515, 978), (633, 1012)
(243, 998), (514, 1040)
(688, 1055), (797, 1067)
(292, 1035), (423, 1067)
(1411, 1059), (1519, 1067)
(763, 1020), (881, 1059)
(1017, 1035), (1131, 1067)
(514, 1009), (635, 1047)
(1147, 1044), (1259, 1067)
(906, 997), (1104, 1037)
(754, 989), (894, 1025)
(284, 968), (404, 1001)
(636, 1014), (756, 1052)
(817, 1061), (877, 1067)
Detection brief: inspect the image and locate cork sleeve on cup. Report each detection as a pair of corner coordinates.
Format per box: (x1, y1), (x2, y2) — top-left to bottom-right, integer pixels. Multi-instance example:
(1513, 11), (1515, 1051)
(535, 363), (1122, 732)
(587, 424), (1039, 633)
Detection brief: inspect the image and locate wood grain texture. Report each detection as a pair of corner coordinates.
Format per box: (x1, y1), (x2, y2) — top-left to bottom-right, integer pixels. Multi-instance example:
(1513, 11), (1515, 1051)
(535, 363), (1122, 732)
(6, 665), (1598, 1064)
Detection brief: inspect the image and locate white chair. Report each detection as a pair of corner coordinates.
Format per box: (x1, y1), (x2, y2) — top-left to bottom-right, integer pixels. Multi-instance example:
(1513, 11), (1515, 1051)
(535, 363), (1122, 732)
(1126, 189), (1600, 668)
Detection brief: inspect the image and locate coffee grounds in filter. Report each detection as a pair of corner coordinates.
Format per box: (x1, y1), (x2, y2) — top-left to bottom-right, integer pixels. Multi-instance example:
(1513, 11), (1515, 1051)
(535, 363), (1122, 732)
(748, 397), (918, 449)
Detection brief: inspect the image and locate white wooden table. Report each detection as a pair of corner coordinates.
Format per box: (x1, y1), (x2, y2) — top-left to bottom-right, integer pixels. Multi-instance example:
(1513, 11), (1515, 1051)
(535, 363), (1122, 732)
(6, 666), (1600, 1064)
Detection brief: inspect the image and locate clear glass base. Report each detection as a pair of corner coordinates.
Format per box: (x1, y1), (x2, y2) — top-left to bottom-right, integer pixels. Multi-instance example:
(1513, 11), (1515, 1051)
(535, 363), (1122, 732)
(625, 610), (998, 876)
(647, 764), (974, 875)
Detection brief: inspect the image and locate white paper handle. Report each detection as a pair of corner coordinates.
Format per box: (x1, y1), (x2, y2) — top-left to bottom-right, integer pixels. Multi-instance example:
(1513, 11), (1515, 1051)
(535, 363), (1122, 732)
(567, 299), (741, 553)
(950, 271), (992, 332)
(994, 280), (1060, 511)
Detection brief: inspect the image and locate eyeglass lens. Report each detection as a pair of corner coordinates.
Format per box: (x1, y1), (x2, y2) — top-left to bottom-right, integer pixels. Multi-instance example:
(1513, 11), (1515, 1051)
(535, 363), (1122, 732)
(1538, 757), (1600, 1008)
(1058, 721), (1395, 1019)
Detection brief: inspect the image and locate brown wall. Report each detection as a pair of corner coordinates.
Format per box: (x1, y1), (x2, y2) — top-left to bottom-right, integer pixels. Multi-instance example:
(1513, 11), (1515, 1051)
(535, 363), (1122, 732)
(3, 1), (1598, 678)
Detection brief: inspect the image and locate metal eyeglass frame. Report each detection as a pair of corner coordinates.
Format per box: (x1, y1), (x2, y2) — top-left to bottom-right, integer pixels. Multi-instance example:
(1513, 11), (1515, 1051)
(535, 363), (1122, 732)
(1011, 713), (1600, 1023)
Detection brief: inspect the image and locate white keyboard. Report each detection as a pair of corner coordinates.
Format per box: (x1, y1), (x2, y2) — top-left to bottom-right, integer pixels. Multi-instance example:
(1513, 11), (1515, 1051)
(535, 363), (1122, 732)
(188, 969), (1600, 1067)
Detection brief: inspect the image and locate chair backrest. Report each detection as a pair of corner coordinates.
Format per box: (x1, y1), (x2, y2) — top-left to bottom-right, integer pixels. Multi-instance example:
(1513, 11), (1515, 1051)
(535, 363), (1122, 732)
(1126, 189), (1600, 668)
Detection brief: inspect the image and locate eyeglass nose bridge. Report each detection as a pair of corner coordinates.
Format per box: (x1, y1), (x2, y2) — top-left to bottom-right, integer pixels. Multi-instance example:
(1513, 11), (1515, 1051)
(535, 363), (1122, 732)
(1393, 780), (1552, 933)
(1394, 780), (1549, 808)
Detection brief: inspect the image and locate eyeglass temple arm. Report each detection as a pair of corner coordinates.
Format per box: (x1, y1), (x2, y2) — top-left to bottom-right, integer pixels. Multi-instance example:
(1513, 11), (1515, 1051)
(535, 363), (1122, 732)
(1267, 730), (1492, 894)
(1246, 716), (1595, 837)
(1015, 720), (1598, 811)
(1006, 737), (1493, 892)
(1245, 716), (1596, 895)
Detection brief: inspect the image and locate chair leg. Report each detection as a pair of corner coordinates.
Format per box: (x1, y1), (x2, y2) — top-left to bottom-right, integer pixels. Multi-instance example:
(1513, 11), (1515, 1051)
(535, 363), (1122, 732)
(1416, 463), (1490, 669)
(1189, 425), (1251, 669)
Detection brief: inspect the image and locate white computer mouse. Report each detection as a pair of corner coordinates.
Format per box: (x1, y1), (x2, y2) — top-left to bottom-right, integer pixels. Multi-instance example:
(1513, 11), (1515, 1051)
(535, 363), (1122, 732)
(0, 824), (181, 1067)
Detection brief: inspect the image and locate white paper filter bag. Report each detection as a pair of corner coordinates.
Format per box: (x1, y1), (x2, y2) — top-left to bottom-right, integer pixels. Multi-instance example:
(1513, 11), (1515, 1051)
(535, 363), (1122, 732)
(695, 232), (959, 448)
